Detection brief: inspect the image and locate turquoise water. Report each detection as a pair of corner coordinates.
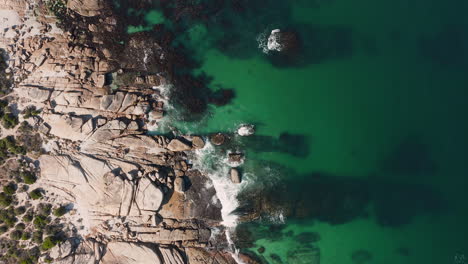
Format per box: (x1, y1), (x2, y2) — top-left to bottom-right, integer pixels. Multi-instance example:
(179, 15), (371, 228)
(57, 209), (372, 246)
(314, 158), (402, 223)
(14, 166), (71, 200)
(124, 0), (468, 263)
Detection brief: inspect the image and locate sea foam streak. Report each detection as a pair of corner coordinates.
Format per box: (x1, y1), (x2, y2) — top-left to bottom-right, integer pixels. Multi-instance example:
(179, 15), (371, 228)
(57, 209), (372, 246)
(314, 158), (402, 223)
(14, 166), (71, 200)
(192, 142), (249, 263)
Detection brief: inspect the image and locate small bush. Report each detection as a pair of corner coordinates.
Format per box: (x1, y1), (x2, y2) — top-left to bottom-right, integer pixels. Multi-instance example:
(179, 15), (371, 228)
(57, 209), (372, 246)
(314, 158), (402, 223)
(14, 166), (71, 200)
(21, 171), (37, 185)
(29, 189), (42, 200)
(32, 230), (43, 244)
(53, 206), (67, 217)
(22, 210), (34, 222)
(2, 113), (19, 129)
(0, 192), (12, 207)
(33, 215), (49, 229)
(22, 106), (41, 119)
(3, 182), (16, 195)
(0, 225), (8, 234)
(41, 236), (58, 251)
(14, 206), (26, 215)
(15, 222), (25, 230)
(20, 259), (33, 264)
(37, 203), (52, 216)
(0, 208), (17, 227)
(21, 232), (31, 240)
(10, 229), (22, 240)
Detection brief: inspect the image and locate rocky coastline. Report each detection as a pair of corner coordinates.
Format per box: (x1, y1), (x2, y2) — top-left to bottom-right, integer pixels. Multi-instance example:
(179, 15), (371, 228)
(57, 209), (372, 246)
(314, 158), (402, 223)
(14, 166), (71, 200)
(0, 1), (254, 263)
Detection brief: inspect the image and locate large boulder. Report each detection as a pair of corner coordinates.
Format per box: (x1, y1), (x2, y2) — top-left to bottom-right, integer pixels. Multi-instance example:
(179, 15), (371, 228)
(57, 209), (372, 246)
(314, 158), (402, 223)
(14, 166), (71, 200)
(135, 177), (164, 212)
(167, 139), (192, 152)
(67, 0), (108, 17)
(101, 242), (162, 264)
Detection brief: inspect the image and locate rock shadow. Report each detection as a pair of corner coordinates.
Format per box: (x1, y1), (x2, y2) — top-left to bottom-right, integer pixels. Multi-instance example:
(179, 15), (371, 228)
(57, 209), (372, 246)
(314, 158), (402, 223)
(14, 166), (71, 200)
(235, 161), (446, 227)
(381, 135), (437, 176)
(266, 24), (354, 68)
(419, 24), (468, 67)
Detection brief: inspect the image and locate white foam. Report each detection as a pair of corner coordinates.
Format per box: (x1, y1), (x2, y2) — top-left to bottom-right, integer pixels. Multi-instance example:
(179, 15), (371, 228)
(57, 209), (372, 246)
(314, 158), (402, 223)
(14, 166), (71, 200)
(237, 124), (255, 136)
(267, 29), (283, 52)
(192, 142), (248, 227)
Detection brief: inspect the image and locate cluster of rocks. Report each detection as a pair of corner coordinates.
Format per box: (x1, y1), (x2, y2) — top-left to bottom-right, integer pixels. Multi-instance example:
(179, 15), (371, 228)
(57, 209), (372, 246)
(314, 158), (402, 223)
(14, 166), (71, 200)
(0, 0), (254, 263)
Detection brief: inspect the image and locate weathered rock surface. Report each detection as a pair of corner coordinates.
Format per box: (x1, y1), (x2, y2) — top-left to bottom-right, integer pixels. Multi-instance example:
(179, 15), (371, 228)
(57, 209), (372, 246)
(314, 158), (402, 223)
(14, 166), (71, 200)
(0, 1), (242, 263)
(101, 242), (162, 264)
(67, 0), (108, 17)
(167, 139), (192, 152)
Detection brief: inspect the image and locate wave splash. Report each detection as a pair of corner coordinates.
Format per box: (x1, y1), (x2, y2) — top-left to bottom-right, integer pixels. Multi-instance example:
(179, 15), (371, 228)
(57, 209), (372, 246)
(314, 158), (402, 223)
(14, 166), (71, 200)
(191, 141), (249, 263)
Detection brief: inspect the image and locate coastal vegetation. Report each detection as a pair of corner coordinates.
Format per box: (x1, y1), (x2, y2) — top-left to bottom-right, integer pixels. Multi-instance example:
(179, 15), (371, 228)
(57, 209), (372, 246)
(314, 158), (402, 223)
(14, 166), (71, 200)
(46, 0), (68, 23)
(0, 49), (12, 96)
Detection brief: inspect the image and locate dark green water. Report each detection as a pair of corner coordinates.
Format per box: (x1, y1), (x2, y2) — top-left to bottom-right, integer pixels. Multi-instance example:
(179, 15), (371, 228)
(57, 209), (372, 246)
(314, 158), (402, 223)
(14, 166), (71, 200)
(126, 0), (468, 263)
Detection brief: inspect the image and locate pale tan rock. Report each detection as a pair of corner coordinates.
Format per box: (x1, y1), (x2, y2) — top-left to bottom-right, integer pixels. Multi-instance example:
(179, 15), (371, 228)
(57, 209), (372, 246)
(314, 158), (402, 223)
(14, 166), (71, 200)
(67, 0), (107, 17)
(167, 139), (191, 152)
(191, 136), (205, 149)
(135, 177), (164, 212)
(230, 168), (241, 184)
(101, 242), (162, 264)
(174, 177), (185, 193)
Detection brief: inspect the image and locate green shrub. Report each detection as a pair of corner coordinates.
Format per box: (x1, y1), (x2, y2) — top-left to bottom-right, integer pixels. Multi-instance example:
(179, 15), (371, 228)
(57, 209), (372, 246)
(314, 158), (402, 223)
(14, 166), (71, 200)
(0, 192), (12, 207)
(15, 223), (25, 230)
(10, 229), (22, 240)
(20, 259), (34, 264)
(41, 236), (58, 251)
(2, 113), (19, 129)
(0, 225), (8, 234)
(21, 171), (37, 184)
(3, 182), (16, 195)
(32, 231), (43, 244)
(29, 189), (42, 200)
(22, 210), (34, 222)
(14, 206), (26, 215)
(22, 106), (41, 119)
(0, 208), (17, 227)
(33, 215), (49, 229)
(37, 203), (52, 216)
(21, 232), (31, 240)
(53, 206), (67, 217)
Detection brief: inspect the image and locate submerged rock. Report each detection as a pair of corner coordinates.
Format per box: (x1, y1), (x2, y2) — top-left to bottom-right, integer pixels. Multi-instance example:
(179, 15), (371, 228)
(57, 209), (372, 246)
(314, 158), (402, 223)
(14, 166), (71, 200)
(287, 246), (320, 264)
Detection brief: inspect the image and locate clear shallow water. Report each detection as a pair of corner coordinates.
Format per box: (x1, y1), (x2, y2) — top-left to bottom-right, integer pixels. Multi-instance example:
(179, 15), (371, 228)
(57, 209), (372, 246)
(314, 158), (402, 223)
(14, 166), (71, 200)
(127, 0), (468, 263)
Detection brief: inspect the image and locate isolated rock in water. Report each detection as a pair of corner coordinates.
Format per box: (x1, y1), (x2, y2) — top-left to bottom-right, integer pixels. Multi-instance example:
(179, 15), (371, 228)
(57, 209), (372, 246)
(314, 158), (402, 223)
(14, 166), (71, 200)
(228, 152), (245, 166)
(210, 133), (226, 146)
(267, 29), (299, 53)
(268, 29), (283, 52)
(101, 242), (162, 264)
(167, 139), (192, 152)
(237, 124), (255, 136)
(174, 177), (186, 193)
(230, 168), (241, 184)
(191, 136), (205, 149)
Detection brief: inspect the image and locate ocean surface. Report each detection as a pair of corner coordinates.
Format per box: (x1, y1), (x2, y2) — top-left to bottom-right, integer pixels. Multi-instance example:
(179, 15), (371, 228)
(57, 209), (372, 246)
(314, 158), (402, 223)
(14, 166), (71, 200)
(124, 0), (468, 263)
